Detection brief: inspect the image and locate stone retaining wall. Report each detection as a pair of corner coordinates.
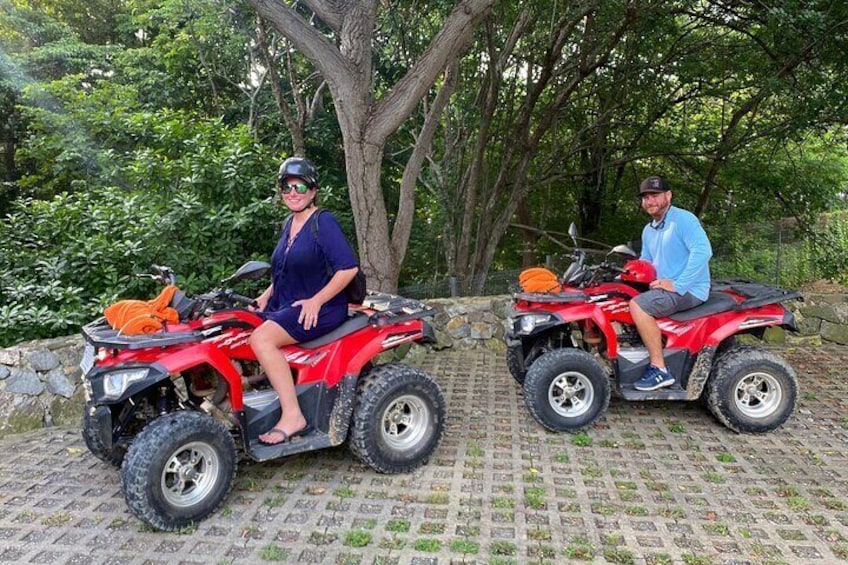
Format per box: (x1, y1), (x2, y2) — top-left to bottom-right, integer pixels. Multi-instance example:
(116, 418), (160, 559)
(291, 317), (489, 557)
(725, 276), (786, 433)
(0, 334), (86, 436)
(1, 292), (844, 436)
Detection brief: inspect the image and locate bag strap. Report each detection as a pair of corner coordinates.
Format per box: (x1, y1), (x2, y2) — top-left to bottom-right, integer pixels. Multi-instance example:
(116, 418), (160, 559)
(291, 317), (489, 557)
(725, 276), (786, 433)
(310, 208), (336, 279)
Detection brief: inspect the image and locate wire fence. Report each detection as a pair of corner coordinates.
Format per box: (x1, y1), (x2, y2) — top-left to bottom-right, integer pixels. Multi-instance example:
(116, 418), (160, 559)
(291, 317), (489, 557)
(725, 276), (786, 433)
(397, 215), (848, 299)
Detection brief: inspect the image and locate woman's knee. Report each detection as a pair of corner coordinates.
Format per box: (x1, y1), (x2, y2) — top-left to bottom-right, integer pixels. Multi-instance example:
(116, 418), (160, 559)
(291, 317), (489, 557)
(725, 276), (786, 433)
(249, 323), (277, 351)
(249, 321), (295, 352)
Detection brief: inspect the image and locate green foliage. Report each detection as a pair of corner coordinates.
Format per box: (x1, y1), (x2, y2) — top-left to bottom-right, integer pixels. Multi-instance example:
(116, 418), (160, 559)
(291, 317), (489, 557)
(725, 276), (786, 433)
(3, 0), (848, 344)
(0, 180), (281, 346)
(710, 212), (848, 288)
(0, 106), (285, 346)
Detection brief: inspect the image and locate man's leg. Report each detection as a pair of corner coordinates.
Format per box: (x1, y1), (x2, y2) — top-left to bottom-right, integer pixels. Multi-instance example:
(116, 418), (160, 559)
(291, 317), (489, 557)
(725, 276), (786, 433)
(629, 291), (677, 391)
(630, 299), (666, 369)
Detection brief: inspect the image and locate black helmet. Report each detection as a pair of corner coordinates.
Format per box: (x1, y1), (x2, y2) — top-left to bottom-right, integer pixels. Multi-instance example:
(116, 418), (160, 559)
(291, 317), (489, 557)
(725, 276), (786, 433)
(278, 157), (319, 189)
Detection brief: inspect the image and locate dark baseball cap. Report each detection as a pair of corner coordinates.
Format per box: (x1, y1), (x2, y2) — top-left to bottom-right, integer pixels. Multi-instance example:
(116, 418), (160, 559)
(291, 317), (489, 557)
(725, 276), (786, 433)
(639, 176), (670, 194)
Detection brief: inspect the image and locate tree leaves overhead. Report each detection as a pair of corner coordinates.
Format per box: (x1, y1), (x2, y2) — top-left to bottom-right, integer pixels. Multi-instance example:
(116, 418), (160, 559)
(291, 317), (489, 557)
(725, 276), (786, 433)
(1, 0), (848, 344)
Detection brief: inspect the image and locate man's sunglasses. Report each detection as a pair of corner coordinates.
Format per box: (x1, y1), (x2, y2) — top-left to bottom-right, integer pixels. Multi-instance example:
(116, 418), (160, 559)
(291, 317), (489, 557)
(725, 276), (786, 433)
(279, 181), (311, 194)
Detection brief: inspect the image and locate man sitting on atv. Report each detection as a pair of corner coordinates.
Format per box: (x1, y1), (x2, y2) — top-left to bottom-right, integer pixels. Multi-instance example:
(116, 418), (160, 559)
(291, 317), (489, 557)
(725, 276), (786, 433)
(629, 176), (713, 391)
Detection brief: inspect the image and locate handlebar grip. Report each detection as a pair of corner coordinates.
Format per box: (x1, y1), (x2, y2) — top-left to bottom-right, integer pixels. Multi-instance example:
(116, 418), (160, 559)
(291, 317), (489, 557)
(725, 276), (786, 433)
(229, 292), (258, 309)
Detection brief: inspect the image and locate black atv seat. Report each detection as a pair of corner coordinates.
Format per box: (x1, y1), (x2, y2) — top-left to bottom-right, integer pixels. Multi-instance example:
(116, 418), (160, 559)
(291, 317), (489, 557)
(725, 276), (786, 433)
(668, 291), (738, 321)
(299, 311), (371, 349)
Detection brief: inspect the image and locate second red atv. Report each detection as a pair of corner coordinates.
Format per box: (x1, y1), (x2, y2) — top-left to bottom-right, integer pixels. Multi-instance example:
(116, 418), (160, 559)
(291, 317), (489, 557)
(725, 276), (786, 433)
(80, 262), (445, 531)
(506, 224), (803, 435)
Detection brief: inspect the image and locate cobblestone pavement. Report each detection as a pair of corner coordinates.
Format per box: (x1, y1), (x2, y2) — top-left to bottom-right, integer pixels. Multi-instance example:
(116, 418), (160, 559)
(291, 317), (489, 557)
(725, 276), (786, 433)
(1, 344), (847, 565)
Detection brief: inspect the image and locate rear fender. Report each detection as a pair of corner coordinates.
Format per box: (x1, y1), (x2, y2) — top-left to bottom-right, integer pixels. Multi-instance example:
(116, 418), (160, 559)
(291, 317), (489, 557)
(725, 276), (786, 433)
(708, 306), (790, 348)
(347, 320), (428, 374)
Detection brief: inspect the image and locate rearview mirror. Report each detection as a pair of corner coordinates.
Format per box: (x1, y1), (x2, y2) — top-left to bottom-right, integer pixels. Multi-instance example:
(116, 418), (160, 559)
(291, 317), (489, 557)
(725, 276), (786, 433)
(568, 222), (578, 246)
(609, 244), (637, 258)
(224, 261), (271, 283)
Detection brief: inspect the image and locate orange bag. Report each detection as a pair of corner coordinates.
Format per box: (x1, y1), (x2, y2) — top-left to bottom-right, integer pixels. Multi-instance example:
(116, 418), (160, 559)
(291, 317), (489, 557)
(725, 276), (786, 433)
(519, 267), (561, 293)
(104, 285), (180, 335)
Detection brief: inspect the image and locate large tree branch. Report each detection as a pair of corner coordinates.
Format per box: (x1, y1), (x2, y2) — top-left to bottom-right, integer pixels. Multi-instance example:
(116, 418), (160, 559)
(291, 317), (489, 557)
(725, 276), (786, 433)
(391, 62), (459, 262)
(370, 0), (496, 143)
(300, 0), (342, 32)
(247, 0), (350, 92)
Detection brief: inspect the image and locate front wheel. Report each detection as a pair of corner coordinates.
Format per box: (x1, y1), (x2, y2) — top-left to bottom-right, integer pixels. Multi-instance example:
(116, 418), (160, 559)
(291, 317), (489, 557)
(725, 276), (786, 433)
(120, 411), (237, 531)
(82, 403), (125, 467)
(506, 344), (527, 385)
(349, 364), (445, 474)
(523, 349), (610, 432)
(706, 345), (797, 433)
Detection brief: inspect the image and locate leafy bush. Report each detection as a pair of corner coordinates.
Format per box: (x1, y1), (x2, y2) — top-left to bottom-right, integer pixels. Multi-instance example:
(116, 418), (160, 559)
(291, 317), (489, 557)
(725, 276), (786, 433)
(0, 183), (284, 347)
(710, 212), (848, 288)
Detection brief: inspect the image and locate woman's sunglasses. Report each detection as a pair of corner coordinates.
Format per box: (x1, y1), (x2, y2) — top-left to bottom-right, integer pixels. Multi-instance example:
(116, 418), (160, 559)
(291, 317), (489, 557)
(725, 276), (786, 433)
(279, 181), (311, 194)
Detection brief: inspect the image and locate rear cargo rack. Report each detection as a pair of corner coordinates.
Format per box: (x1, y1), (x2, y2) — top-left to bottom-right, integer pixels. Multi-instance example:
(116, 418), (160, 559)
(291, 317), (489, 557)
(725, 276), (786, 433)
(82, 318), (204, 350)
(711, 279), (804, 309)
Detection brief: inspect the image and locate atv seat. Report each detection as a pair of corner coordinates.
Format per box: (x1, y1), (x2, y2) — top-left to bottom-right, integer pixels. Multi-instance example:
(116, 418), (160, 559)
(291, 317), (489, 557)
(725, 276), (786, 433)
(299, 311), (371, 349)
(668, 291), (738, 321)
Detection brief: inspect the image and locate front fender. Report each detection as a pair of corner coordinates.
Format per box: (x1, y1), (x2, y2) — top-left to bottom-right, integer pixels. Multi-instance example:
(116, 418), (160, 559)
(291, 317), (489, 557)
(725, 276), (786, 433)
(157, 343), (245, 410)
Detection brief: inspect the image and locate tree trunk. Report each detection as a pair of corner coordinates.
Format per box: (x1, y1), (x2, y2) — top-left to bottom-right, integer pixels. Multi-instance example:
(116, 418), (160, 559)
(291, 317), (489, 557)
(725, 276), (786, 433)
(247, 0), (496, 291)
(342, 134), (397, 291)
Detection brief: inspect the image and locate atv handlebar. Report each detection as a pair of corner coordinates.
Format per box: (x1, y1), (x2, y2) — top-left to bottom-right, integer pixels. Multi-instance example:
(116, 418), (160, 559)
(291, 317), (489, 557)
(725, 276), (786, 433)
(138, 264), (177, 286)
(225, 291), (258, 309)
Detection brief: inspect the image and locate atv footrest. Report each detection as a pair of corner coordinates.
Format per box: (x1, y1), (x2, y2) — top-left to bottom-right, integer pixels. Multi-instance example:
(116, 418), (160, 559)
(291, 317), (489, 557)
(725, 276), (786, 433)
(247, 429), (335, 462)
(618, 385), (690, 401)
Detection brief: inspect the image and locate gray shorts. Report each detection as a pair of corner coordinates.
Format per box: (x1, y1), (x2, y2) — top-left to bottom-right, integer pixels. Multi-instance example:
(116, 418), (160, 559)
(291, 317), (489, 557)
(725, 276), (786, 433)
(632, 289), (704, 318)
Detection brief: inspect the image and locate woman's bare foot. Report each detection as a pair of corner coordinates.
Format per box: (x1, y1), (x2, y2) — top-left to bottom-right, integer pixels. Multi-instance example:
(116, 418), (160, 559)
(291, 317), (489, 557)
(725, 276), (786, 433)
(258, 414), (308, 445)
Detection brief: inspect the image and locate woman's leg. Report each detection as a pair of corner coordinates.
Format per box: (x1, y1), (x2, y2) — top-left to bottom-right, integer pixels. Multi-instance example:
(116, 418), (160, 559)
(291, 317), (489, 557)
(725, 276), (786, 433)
(249, 320), (308, 444)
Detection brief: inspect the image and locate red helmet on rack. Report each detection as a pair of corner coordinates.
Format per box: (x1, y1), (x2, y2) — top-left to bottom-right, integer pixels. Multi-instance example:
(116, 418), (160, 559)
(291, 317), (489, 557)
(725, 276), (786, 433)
(620, 259), (656, 283)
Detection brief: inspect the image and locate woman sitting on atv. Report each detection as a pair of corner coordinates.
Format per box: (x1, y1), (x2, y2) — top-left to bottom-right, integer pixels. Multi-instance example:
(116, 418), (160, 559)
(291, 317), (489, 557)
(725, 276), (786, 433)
(250, 157), (360, 445)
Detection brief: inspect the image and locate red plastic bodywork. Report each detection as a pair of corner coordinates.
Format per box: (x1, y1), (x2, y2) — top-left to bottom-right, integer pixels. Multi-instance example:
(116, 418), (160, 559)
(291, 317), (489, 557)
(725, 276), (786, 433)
(513, 281), (788, 359)
(91, 308), (427, 411)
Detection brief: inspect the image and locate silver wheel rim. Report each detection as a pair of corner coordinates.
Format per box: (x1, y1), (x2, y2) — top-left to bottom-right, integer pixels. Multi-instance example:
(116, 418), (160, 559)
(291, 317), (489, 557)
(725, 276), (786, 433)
(380, 394), (429, 450)
(734, 371), (782, 418)
(161, 441), (220, 508)
(548, 371), (594, 418)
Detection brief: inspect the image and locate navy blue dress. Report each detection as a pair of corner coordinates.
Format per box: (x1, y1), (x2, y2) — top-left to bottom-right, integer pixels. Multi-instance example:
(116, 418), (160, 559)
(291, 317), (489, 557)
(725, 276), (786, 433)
(260, 210), (358, 342)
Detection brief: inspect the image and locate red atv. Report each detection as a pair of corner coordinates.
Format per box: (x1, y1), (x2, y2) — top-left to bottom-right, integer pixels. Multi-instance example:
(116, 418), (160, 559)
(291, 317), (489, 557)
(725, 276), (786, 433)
(80, 262), (445, 531)
(506, 224), (802, 434)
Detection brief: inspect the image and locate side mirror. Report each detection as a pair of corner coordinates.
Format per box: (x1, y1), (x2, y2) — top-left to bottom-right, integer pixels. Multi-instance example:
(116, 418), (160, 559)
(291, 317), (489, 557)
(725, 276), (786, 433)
(224, 261), (271, 283)
(609, 244), (637, 258)
(568, 222), (578, 246)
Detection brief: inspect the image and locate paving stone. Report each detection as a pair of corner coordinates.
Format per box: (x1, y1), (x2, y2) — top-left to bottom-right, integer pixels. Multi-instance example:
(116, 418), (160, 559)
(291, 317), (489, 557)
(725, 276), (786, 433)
(0, 345), (847, 563)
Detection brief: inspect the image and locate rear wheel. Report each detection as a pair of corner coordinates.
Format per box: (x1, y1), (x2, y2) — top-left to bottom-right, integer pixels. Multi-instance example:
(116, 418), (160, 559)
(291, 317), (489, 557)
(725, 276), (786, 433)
(349, 364), (445, 474)
(523, 349), (610, 431)
(120, 411), (237, 531)
(706, 345), (797, 433)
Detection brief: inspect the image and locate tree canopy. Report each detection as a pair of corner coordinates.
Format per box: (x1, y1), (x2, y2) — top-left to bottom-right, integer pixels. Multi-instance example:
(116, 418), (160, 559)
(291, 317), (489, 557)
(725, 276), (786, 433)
(1, 0), (847, 345)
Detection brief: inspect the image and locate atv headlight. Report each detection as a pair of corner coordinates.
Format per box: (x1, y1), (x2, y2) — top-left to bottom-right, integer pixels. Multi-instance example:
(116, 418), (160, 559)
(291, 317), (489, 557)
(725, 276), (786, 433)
(518, 313), (556, 334)
(102, 368), (150, 400)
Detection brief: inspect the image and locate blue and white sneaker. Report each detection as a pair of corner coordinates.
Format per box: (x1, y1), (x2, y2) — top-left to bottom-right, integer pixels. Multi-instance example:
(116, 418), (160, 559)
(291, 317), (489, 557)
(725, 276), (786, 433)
(634, 365), (674, 391)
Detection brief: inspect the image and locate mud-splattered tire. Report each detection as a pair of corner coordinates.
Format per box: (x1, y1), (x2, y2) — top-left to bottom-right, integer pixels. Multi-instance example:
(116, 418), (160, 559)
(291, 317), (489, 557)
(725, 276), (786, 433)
(81, 403), (125, 467)
(506, 346), (526, 385)
(706, 345), (797, 433)
(523, 349), (610, 432)
(349, 364), (445, 474)
(120, 411), (237, 531)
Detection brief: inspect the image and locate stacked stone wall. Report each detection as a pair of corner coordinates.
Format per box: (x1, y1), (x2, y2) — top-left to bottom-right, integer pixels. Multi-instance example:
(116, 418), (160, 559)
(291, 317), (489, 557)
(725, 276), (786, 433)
(1, 293), (843, 436)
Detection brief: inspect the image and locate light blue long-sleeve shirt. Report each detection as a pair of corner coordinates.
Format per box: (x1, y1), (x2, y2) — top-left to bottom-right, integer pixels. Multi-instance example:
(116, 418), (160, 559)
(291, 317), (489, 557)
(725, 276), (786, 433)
(640, 205), (712, 301)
